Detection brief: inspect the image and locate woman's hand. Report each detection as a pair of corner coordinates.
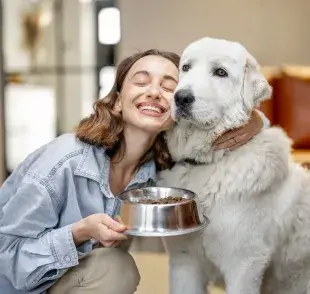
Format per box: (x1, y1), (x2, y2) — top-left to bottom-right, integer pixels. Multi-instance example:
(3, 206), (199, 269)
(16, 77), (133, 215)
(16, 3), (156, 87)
(72, 213), (128, 248)
(213, 110), (264, 151)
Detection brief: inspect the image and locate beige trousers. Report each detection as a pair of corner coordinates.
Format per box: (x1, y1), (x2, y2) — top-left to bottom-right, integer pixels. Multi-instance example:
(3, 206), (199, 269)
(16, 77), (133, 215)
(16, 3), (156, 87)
(48, 247), (140, 294)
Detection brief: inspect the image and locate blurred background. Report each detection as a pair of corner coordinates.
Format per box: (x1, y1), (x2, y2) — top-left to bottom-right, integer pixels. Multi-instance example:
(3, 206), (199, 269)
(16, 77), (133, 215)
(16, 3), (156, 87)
(0, 0), (310, 293)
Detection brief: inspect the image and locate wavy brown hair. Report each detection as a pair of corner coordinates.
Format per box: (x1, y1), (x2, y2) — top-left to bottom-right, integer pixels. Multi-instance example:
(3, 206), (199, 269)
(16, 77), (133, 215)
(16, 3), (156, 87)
(76, 49), (180, 171)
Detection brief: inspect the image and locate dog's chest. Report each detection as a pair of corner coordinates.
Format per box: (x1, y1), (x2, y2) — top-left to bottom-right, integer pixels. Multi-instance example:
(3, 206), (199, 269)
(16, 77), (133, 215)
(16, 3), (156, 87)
(158, 163), (260, 268)
(158, 162), (241, 236)
(158, 162), (231, 212)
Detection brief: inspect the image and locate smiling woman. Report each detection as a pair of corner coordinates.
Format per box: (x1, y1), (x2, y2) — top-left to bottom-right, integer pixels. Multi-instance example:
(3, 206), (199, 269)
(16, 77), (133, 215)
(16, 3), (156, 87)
(0, 49), (181, 294)
(77, 49), (180, 172)
(0, 48), (267, 294)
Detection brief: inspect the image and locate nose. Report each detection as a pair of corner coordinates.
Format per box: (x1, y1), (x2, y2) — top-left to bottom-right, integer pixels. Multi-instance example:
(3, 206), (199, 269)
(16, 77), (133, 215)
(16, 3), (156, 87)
(174, 89), (195, 108)
(147, 85), (161, 100)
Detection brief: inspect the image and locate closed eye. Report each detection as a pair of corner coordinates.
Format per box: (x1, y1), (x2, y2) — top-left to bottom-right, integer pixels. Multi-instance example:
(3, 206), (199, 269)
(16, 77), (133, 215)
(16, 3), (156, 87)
(162, 80), (177, 92)
(135, 82), (148, 87)
(162, 87), (174, 92)
(132, 71), (151, 86)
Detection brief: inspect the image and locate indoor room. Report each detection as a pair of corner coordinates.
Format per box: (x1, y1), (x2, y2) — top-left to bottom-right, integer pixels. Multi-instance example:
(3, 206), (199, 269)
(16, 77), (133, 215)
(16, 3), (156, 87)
(1, 1), (310, 293)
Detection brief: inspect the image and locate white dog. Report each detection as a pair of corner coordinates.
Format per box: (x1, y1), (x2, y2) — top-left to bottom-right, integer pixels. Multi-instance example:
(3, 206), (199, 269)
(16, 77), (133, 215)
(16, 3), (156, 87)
(157, 37), (310, 294)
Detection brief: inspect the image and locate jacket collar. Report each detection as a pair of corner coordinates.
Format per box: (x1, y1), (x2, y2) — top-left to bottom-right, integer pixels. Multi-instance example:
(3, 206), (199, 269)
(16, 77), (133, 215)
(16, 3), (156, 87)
(74, 143), (157, 194)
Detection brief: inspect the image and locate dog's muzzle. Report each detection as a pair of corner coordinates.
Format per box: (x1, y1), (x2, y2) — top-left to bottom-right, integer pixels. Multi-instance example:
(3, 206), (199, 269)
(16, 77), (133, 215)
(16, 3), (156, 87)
(174, 89), (195, 118)
(175, 89), (195, 108)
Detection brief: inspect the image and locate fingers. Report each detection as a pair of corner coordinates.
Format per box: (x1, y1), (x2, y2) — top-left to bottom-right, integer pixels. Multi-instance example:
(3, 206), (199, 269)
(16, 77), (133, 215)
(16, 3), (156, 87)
(213, 110), (261, 146)
(227, 140), (247, 151)
(114, 215), (124, 225)
(112, 240), (122, 248)
(213, 132), (247, 150)
(213, 127), (244, 145)
(213, 137), (235, 150)
(213, 110), (264, 151)
(98, 224), (127, 245)
(102, 240), (121, 248)
(102, 240), (115, 248)
(214, 128), (260, 151)
(100, 214), (127, 232)
(253, 109), (264, 128)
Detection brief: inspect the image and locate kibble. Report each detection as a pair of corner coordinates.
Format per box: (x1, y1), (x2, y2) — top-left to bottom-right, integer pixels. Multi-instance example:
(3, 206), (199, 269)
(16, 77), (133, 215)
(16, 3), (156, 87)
(137, 196), (187, 204)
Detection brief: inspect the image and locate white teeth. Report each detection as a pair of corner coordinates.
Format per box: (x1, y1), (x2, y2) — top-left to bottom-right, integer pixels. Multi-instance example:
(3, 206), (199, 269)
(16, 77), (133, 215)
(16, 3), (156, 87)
(138, 105), (162, 113)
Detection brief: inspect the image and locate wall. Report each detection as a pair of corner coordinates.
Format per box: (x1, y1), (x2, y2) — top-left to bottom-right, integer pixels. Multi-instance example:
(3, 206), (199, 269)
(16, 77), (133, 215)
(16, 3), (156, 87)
(3, 0), (30, 70)
(2, 0), (96, 135)
(117, 0), (310, 66)
(0, 69), (5, 184)
(0, 1), (6, 184)
(1, 0), (96, 172)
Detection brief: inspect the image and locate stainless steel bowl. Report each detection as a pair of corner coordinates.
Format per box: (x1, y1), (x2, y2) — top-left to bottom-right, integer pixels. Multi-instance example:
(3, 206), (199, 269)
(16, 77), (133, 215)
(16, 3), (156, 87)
(114, 187), (209, 237)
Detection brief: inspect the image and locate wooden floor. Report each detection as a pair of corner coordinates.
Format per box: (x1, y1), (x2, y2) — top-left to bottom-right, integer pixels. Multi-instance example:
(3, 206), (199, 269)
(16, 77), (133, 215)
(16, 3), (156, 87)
(132, 252), (225, 294)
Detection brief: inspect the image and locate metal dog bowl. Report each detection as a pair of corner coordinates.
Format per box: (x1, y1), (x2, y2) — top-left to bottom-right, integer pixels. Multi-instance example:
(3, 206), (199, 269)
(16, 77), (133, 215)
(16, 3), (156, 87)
(114, 187), (209, 237)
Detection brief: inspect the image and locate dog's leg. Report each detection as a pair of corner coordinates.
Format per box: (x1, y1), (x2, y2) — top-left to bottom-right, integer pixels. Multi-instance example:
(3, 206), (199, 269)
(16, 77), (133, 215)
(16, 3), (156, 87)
(162, 233), (207, 294)
(225, 256), (270, 294)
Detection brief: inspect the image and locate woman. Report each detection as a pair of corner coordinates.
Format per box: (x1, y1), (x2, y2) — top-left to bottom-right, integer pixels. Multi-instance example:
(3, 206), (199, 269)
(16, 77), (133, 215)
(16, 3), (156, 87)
(0, 49), (268, 294)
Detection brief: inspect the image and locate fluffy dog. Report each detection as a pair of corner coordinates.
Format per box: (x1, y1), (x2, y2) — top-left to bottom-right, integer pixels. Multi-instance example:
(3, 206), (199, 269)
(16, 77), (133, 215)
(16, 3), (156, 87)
(157, 37), (310, 294)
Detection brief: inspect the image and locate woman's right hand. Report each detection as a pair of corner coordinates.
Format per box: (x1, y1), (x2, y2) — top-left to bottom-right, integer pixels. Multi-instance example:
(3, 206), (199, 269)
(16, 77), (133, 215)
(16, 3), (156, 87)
(71, 213), (128, 248)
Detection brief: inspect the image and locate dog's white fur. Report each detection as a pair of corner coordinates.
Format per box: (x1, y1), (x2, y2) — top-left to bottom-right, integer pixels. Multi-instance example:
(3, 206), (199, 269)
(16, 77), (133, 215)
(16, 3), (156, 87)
(157, 37), (310, 294)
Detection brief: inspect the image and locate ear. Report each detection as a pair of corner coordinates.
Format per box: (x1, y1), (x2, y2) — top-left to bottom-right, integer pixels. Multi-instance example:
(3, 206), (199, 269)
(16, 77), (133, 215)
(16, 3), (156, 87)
(113, 92), (122, 113)
(242, 52), (272, 107)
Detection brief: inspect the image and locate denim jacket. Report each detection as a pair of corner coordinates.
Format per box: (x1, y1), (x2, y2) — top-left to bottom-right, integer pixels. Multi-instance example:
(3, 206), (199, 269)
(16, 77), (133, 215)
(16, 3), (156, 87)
(0, 133), (156, 294)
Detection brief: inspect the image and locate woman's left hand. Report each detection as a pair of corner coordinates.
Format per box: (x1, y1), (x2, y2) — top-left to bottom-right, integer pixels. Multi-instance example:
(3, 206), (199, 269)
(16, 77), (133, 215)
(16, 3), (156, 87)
(213, 110), (264, 151)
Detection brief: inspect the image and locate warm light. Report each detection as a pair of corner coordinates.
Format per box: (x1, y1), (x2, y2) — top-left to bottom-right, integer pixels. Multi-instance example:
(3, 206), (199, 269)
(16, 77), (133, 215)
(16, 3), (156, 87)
(98, 7), (121, 45)
(39, 11), (53, 27)
(99, 66), (116, 98)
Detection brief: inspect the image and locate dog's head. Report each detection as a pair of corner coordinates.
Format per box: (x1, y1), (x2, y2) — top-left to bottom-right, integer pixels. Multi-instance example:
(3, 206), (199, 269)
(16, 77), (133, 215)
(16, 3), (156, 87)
(171, 37), (272, 130)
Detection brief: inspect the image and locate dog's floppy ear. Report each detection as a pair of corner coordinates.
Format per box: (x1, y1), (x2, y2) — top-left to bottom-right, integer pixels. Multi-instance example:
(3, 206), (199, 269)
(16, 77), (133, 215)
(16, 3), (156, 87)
(242, 52), (272, 107)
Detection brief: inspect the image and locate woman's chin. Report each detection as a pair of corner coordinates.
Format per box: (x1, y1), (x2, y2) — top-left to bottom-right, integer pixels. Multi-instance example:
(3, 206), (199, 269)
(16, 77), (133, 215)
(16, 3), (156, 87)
(124, 110), (173, 134)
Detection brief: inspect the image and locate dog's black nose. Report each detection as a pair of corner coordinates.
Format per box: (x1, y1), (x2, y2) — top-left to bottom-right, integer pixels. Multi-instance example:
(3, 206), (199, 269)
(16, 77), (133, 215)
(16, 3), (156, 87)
(174, 89), (195, 108)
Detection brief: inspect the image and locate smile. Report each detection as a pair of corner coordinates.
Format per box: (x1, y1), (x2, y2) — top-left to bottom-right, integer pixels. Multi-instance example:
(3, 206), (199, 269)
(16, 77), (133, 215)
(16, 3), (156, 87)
(135, 102), (168, 117)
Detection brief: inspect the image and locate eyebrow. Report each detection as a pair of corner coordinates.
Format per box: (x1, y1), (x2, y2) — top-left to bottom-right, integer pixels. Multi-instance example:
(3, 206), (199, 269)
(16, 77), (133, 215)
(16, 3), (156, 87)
(163, 75), (178, 84)
(132, 70), (150, 79)
(131, 70), (177, 83)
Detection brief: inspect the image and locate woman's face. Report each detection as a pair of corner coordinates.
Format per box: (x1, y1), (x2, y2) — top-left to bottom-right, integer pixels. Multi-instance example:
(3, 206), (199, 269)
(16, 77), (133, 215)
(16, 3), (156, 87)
(115, 55), (179, 135)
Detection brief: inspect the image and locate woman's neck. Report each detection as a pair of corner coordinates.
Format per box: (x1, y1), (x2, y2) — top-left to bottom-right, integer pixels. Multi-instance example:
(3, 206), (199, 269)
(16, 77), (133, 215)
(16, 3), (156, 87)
(108, 126), (157, 195)
(111, 126), (157, 174)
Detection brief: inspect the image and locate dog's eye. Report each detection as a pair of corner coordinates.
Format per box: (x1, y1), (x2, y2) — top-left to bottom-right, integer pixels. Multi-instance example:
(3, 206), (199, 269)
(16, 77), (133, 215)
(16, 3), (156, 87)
(182, 64), (191, 72)
(214, 68), (228, 77)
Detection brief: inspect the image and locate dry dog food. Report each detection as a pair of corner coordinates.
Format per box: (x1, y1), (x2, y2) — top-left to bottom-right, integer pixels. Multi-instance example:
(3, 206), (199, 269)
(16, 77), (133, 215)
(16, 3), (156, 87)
(138, 196), (187, 204)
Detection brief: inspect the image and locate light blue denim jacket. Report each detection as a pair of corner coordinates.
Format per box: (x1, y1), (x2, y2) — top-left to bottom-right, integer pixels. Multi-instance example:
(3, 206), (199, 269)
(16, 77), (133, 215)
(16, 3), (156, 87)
(0, 111), (270, 294)
(0, 133), (156, 294)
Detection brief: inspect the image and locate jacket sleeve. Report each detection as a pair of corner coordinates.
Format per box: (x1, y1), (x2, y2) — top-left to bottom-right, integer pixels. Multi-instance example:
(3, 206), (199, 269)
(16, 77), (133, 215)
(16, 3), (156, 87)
(0, 175), (79, 291)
